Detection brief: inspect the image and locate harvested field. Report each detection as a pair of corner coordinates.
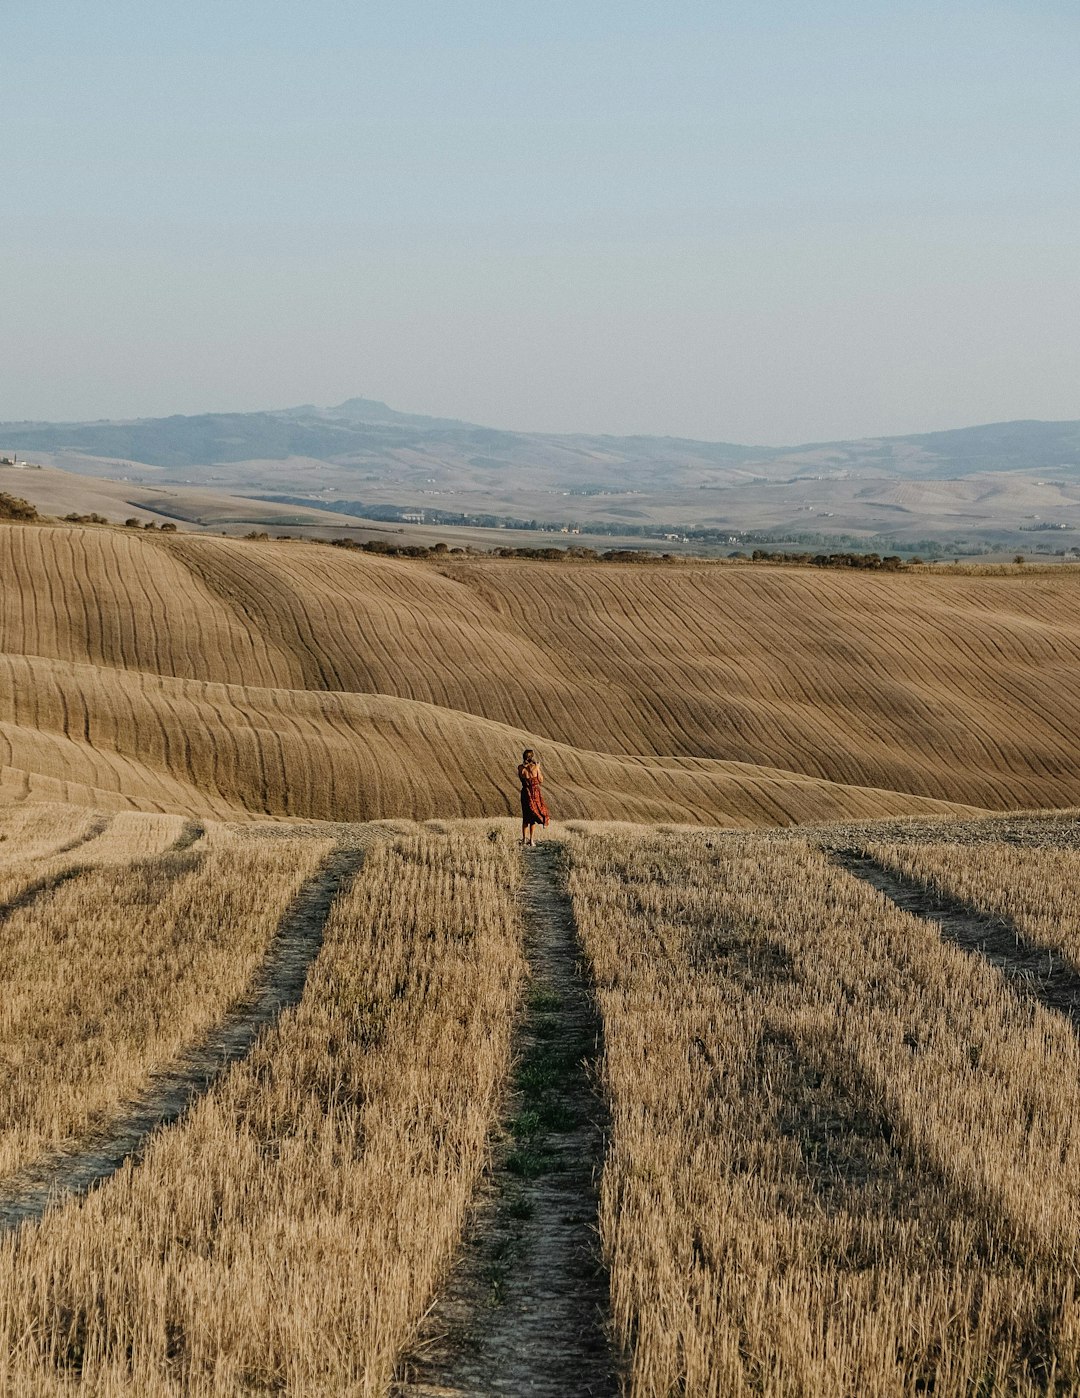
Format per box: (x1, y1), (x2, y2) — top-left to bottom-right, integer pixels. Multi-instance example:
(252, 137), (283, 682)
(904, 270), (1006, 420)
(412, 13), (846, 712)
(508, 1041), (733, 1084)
(398, 841), (614, 1398)
(566, 828), (1080, 1395)
(0, 827), (524, 1395)
(0, 814), (330, 1187)
(4, 522), (1080, 822)
(865, 839), (1080, 976)
(8, 510), (1080, 1392)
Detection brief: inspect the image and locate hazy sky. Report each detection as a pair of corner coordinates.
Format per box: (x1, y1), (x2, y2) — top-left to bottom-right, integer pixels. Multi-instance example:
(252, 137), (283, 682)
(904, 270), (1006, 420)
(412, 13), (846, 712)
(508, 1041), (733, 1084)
(2, 2), (1077, 443)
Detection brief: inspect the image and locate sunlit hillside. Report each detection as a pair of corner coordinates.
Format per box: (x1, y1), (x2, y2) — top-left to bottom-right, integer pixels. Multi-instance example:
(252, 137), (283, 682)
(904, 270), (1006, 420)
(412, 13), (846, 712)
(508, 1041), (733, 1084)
(2, 521), (1078, 823)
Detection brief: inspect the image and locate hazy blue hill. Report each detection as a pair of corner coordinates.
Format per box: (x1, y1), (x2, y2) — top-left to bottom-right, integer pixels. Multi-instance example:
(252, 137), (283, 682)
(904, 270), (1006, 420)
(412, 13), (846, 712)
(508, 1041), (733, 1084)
(2, 401), (1078, 481)
(893, 419), (1080, 476)
(0, 411), (414, 468)
(323, 397), (476, 431)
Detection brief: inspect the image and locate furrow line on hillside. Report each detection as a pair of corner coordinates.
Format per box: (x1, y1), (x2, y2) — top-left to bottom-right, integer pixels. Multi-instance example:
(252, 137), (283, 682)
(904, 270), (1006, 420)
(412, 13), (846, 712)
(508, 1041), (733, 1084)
(152, 536), (308, 686)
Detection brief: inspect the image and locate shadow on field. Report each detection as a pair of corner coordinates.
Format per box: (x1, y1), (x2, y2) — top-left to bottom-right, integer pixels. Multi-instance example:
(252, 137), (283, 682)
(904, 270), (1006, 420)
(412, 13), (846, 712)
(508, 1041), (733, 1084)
(834, 850), (1080, 1030)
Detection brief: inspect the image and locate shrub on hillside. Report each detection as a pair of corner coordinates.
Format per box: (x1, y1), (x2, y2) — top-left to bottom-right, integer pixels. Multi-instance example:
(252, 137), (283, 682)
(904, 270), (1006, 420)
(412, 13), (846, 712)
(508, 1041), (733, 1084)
(0, 493), (38, 522)
(328, 537), (435, 559)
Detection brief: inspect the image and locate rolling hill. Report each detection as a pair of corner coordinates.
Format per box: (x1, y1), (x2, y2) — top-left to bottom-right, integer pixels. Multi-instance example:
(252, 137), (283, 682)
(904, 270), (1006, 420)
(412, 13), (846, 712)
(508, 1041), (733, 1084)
(4, 400), (1079, 481)
(1, 520), (1078, 824)
(7, 400), (1080, 553)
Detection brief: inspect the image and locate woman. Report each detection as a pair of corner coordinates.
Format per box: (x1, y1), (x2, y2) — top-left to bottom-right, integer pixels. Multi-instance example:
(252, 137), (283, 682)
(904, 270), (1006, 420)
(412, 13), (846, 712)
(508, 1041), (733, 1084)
(517, 748), (550, 847)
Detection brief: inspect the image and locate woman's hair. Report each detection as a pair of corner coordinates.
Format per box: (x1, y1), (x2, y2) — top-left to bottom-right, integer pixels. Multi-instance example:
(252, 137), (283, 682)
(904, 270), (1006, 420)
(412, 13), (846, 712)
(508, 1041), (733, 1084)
(522, 748), (535, 762)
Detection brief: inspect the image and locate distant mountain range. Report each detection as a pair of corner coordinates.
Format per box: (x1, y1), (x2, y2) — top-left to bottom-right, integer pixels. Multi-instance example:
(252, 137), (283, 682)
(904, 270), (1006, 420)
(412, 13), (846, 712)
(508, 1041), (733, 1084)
(2, 399), (1079, 483)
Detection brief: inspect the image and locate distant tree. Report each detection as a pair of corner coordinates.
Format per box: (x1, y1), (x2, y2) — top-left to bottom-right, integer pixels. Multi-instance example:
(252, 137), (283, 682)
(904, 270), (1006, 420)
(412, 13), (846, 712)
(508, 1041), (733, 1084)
(124, 517), (141, 528)
(1014, 554), (1025, 565)
(159, 521), (178, 533)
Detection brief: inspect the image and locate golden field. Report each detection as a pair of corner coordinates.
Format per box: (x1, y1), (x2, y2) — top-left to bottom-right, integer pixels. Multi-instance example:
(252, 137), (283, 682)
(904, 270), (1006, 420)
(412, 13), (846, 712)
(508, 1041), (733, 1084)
(567, 828), (1080, 1395)
(4, 518), (1080, 1393)
(3, 521), (1080, 824)
(0, 810), (1079, 1393)
(0, 817), (523, 1395)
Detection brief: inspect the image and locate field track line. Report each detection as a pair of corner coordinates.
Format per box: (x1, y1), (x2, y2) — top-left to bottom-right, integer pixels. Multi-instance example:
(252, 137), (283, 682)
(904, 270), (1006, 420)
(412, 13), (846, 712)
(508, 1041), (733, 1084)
(0, 815), (114, 921)
(833, 850), (1080, 1027)
(51, 813), (111, 856)
(395, 841), (616, 1398)
(0, 840), (363, 1233)
(0, 816), (202, 927)
(170, 817), (205, 851)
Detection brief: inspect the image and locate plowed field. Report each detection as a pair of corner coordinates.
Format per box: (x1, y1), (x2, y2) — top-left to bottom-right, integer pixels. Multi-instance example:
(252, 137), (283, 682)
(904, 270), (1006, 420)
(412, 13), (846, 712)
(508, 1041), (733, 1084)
(4, 522), (1080, 822)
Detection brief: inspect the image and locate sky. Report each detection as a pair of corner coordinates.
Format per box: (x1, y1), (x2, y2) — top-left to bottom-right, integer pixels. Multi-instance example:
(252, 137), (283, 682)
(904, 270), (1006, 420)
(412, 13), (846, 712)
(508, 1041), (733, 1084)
(1, 1), (1077, 444)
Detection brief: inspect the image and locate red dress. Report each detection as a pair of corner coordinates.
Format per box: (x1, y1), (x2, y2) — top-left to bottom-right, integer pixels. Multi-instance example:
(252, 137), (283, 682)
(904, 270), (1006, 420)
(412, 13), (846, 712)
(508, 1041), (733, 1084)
(519, 765), (550, 826)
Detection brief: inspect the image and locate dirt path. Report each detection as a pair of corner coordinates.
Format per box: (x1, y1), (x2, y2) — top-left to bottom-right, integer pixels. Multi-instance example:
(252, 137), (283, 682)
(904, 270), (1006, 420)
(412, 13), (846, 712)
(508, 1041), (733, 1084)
(834, 851), (1080, 1027)
(0, 840), (363, 1232)
(396, 841), (616, 1398)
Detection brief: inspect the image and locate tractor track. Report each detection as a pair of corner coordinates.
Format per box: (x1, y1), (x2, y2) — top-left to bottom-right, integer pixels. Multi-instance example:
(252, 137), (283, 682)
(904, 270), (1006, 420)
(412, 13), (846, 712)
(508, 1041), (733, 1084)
(395, 841), (616, 1398)
(0, 841), (363, 1232)
(834, 850), (1080, 1029)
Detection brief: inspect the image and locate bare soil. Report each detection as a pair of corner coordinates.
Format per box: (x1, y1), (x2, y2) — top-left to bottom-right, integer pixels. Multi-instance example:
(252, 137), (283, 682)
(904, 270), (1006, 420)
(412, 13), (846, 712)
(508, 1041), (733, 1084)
(395, 840), (616, 1398)
(0, 839), (363, 1232)
(814, 814), (1080, 849)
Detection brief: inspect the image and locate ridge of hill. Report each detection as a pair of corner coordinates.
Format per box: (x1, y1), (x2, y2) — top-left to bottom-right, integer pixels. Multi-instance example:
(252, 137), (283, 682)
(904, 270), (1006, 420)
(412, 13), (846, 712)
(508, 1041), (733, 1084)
(1, 522), (1078, 824)
(3, 401), (1079, 482)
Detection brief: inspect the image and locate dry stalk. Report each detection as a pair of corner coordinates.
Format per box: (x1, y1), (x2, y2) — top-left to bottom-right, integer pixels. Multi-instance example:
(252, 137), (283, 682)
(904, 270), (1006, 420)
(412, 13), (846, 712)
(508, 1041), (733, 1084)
(868, 839), (1080, 971)
(0, 829), (523, 1395)
(0, 816), (328, 1182)
(567, 828), (1080, 1396)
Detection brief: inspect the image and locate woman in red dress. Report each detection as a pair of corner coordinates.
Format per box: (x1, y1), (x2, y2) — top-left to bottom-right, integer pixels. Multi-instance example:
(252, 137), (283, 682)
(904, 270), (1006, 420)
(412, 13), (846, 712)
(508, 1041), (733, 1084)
(517, 748), (550, 846)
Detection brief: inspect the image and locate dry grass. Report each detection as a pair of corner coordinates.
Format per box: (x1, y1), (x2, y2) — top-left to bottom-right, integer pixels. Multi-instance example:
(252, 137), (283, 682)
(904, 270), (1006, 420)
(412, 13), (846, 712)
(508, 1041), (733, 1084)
(0, 803), (103, 864)
(0, 827), (524, 1395)
(0, 814), (329, 1184)
(4, 522), (1080, 823)
(0, 808), (189, 911)
(567, 827), (1080, 1396)
(867, 838), (1080, 972)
